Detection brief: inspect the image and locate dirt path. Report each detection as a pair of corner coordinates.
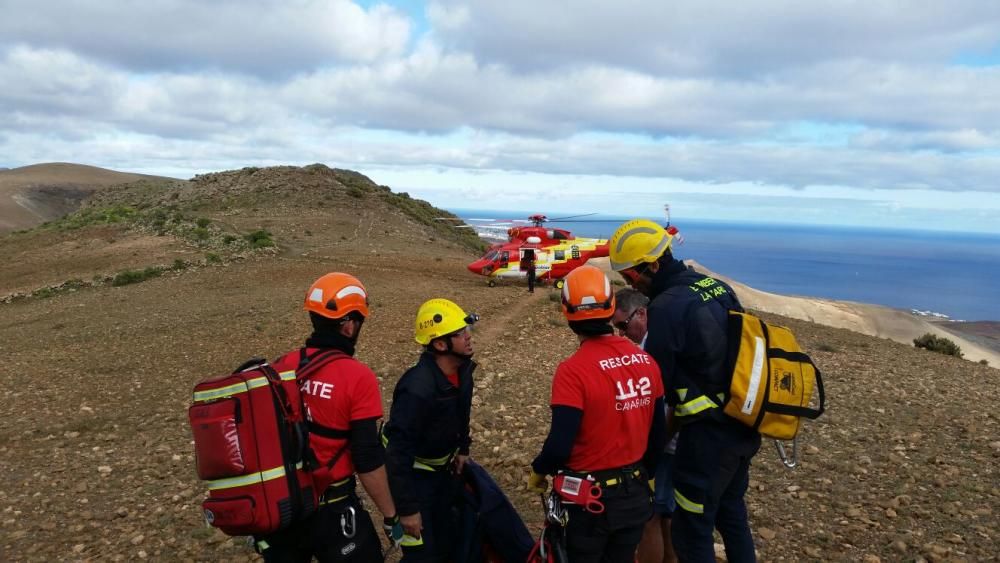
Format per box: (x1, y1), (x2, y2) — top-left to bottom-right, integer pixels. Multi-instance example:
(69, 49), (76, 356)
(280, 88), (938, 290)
(473, 287), (548, 346)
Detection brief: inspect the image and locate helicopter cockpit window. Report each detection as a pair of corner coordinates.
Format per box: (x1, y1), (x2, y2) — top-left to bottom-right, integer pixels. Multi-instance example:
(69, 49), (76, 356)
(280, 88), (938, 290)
(484, 250), (498, 261)
(552, 231), (568, 240)
(554, 250), (565, 261)
(499, 251), (509, 264)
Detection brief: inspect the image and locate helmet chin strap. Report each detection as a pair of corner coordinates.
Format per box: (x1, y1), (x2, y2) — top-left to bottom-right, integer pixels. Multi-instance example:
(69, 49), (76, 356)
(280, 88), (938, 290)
(433, 336), (473, 359)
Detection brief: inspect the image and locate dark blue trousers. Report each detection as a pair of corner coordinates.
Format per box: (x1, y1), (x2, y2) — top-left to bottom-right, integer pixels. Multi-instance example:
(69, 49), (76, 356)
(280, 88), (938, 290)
(671, 419), (760, 563)
(401, 469), (461, 562)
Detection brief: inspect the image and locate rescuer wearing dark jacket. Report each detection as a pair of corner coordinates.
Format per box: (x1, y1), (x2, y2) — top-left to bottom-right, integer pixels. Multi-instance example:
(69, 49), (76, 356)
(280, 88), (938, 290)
(609, 220), (761, 563)
(383, 298), (479, 562)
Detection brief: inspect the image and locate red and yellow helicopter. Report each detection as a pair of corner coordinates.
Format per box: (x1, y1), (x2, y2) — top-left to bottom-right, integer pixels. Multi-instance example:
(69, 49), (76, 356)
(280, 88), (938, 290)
(463, 214), (608, 287)
(447, 208), (680, 287)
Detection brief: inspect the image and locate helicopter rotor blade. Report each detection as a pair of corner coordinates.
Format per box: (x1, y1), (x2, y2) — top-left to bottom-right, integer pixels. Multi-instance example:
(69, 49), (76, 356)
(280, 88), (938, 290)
(547, 213), (598, 221)
(546, 219), (623, 223)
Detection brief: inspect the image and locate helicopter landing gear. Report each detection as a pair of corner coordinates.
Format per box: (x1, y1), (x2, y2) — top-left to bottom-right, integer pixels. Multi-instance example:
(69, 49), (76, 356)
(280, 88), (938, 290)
(487, 279), (497, 287)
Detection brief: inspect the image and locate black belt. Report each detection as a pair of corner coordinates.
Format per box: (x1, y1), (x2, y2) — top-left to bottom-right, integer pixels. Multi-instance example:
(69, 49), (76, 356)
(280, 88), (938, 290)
(565, 464), (644, 488)
(319, 476), (357, 506)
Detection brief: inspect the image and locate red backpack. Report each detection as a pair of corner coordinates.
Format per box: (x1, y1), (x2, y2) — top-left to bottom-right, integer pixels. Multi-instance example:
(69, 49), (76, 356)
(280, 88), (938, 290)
(188, 350), (346, 536)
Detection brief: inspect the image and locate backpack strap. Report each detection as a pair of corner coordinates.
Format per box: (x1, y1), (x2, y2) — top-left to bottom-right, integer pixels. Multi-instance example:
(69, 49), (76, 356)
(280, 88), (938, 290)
(293, 347), (357, 472)
(296, 347), (349, 380)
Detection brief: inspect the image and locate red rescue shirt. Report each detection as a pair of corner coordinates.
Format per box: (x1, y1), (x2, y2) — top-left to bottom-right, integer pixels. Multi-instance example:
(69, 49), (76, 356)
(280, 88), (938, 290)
(272, 348), (384, 491)
(550, 335), (664, 472)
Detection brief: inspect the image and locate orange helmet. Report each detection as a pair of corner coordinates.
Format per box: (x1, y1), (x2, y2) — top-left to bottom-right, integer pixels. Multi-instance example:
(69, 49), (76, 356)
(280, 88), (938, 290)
(561, 265), (615, 321)
(303, 273), (369, 320)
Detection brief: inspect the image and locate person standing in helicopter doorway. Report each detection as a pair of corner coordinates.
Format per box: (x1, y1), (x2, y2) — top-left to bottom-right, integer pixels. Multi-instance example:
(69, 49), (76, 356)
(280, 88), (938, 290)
(521, 248), (537, 293)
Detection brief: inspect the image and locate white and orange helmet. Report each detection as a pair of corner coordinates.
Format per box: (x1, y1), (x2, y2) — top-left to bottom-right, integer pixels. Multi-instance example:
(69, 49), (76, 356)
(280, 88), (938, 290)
(303, 273), (369, 320)
(561, 265), (615, 322)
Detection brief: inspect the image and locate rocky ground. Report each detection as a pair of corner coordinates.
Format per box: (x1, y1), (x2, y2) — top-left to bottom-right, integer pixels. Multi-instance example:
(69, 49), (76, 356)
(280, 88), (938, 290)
(1, 166), (997, 562)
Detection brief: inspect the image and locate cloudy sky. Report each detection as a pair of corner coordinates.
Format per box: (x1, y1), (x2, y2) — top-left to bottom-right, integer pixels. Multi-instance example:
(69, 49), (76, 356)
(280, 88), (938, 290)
(2, 1), (1000, 233)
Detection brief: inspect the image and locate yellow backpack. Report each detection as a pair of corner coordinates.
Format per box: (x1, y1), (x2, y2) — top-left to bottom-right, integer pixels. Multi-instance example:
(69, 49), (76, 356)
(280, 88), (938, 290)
(723, 311), (825, 441)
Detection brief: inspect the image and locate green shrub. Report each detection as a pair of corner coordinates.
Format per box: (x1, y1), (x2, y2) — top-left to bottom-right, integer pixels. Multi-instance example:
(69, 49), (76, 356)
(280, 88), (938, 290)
(244, 229), (275, 248)
(205, 253), (222, 264)
(112, 267), (164, 287)
(196, 217), (211, 228)
(346, 186), (365, 198)
(980, 359), (989, 366)
(32, 287), (57, 299)
(192, 227), (210, 241)
(913, 333), (963, 358)
(51, 205), (138, 230)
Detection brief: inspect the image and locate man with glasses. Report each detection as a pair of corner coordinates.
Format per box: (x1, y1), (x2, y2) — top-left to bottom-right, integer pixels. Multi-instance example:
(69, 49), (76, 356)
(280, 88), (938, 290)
(609, 220), (760, 563)
(612, 288), (649, 347)
(614, 288), (678, 563)
(383, 298), (479, 561)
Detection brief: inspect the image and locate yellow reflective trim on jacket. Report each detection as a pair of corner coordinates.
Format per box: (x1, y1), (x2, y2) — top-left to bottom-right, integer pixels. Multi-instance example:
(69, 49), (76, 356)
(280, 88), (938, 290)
(206, 463), (303, 491)
(319, 494), (348, 506)
(415, 449), (456, 467)
(279, 370), (296, 381)
(382, 432), (456, 471)
(401, 534), (424, 547)
(674, 490), (704, 514)
(193, 381), (249, 402)
(675, 395), (717, 417)
(676, 388), (688, 402)
(329, 477), (351, 488)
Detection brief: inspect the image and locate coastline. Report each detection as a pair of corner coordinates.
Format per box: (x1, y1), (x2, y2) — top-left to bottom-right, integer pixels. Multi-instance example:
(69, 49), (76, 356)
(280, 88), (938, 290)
(587, 257), (1000, 367)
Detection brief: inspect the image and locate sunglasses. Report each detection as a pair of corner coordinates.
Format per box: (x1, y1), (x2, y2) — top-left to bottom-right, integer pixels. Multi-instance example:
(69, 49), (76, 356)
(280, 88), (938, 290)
(614, 307), (641, 333)
(620, 263), (650, 286)
(447, 326), (472, 339)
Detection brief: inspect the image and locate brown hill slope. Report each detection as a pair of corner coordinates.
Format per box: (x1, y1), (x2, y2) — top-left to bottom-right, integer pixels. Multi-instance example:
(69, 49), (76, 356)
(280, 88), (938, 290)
(1, 167), (997, 562)
(0, 163), (171, 233)
(0, 165), (482, 299)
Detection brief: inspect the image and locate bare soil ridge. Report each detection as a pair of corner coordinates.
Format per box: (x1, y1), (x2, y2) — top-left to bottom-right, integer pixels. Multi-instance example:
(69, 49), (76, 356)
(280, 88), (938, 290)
(1, 165), (996, 562)
(0, 163), (173, 232)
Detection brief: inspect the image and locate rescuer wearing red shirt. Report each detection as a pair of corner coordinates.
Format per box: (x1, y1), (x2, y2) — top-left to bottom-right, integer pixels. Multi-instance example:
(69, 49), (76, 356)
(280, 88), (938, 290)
(253, 273), (403, 562)
(530, 265), (667, 562)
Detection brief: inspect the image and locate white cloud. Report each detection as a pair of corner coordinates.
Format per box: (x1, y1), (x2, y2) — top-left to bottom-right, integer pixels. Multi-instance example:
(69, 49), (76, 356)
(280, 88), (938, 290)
(426, 0), (1000, 75)
(0, 0), (411, 76)
(2, 1), (1000, 232)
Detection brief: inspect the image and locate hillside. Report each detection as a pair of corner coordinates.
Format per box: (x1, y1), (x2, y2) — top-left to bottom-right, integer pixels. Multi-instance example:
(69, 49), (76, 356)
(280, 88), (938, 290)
(0, 163), (172, 233)
(1, 166), (997, 562)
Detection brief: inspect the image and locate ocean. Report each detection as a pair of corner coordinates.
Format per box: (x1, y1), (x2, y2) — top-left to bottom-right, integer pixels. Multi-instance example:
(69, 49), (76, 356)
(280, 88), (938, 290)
(449, 208), (1000, 322)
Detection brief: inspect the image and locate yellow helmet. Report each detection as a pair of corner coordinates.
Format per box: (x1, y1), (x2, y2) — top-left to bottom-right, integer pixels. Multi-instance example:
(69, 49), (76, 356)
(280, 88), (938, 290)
(414, 298), (479, 345)
(608, 219), (673, 271)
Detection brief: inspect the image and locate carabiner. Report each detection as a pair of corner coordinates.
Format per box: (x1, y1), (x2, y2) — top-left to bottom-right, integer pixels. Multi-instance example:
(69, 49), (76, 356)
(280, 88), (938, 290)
(340, 506), (357, 538)
(774, 436), (799, 469)
(545, 491), (568, 526)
